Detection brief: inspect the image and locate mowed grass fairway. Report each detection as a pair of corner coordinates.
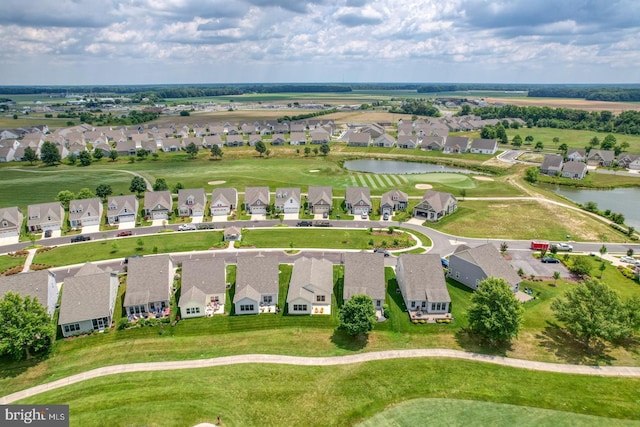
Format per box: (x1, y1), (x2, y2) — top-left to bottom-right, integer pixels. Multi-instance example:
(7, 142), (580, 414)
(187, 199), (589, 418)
(357, 398), (640, 427)
(429, 199), (628, 242)
(17, 359), (640, 426)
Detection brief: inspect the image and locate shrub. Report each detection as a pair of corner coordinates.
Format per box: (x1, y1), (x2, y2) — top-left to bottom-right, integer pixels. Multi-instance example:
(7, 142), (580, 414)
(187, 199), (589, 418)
(117, 318), (129, 330)
(382, 303), (391, 319)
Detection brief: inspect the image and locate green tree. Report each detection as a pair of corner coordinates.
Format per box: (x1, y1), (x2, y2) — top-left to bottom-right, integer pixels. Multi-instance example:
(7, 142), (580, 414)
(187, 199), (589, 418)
(598, 262), (607, 278)
(320, 143), (330, 156)
(78, 150), (92, 166)
(265, 149), (272, 158)
(599, 244), (608, 258)
(524, 167), (538, 183)
(589, 136), (600, 148)
(467, 278), (524, 346)
(558, 143), (568, 153)
(185, 142), (199, 159)
(40, 141), (61, 166)
(129, 176), (147, 196)
(512, 134), (522, 147)
(153, 178), (169, 191)
(0, 292), (55, 360)
(55, 190), (75, 209)
(551, 278), (631, 349)
(339, 294), (377, 336)
(180, 110), (190, 116)
(173, 182), (184, 194)
(553, 271), (561, 286)
(93, 148), (104, 160)
(601, 134), (617, 151)
(210, 145), (223, 159)
(534, 141), (544, 151)
(524, 135), (534, 143)
(495, 123), (508, 144)
(109, 150), (119, 162)
(23, 146), (38, 165)
(569, 256), (592, 277)
(480, 125), (496, 139)
(95, 184), (113, 201)
(552, 137), (560, 144)
(304, 146), (311, 156)
(136, 149), (149, 160)
(255, 140), (266, 157)
(76, 188), (96, 199)
(67, 153), (77, 165)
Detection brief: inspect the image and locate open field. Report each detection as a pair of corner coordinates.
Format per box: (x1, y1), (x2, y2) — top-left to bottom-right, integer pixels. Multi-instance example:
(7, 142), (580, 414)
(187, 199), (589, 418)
(428, 199), (630, 242)
(357, 398), (640, 427)
(485, 96), (640, 113)
(239, 229), (417, 250)
(15, 359), (640, 426)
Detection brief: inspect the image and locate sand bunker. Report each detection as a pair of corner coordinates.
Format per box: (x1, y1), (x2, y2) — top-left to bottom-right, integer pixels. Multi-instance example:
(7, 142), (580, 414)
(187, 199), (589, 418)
(207, 180), (226, 185)
(472, 176), (494, 181)
(309, 169), (320, 173)
(415, 184), (433, 190)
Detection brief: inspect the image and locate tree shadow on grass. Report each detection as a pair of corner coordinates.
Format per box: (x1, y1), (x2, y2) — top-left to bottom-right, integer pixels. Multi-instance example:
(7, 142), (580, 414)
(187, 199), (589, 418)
(330, 329), (369, 351)
(0, 354), (44, 381)
(453, 328), (514, 357)
(535, 321), (616, 366)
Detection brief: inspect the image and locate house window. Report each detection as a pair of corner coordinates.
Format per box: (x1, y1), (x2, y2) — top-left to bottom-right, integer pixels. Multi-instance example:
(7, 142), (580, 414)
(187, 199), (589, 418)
(240, 304), (254, 312)
(411, 301), (415, 308)
(421, 301), (426, 308)
(263, 296), (273, 304)
(64, 323), (80, 333)
(436, 303), (441, 311)
(1, 221), (7, 227)
(316, 295), (325, 302)
(431, 303), (436, 311)
(441, 303), (447, 311)
(455, 272), (460, 279)
(294, 304), (308, 311)
(376, 300), (381, 307)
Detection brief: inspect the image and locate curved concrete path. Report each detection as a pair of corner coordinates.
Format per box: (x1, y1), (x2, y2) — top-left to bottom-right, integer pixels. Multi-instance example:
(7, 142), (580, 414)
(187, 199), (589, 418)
(2, 349), (640, 404)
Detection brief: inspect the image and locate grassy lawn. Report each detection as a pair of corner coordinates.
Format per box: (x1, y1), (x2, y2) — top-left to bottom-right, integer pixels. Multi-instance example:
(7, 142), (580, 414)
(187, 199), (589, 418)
(33, 232), (226, 267)
(357, 398), (640, 427)
(238, 228), (416, 250)
(0, 255), (26, 273)
(16, 359), (640, 426)
(428, 199), (629, 242)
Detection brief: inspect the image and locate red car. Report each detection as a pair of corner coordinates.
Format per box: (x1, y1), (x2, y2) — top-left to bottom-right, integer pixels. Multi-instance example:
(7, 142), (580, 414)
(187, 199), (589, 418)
(116, 230), (133, 237)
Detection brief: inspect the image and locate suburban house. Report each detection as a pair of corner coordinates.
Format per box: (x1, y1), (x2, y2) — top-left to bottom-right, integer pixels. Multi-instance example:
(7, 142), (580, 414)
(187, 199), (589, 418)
(373, 134), (396, 148)
(116, 139), (137, 156)
(210, 188), (238, 217)
(443, 136), (470, 153)
(566, 148), (587, 162)
(203, 134), (223, 148)
(177, 188), (207, 218)
(397, 135), (420, 149)
(447, 243), (521, 292)
(179, 258), (227, 318)
(274, 187), (301, 214)
(413, 190), (457, 221)
(587, 149), (616, 167)
(27, 202), (64, 233)
(345, 186), (372, 216)
(421, 136), (445, 151)
(143, 191), (173, 220)
(343, 252), (386, 312)
(247, 135), (262, 147)
(106, 195), (138, 225)
(0, 270), (58, 315)
(287, 257), (334, 315)
(225, 134), (244, 147)
(0, 144), (16, 162)
(68, 197), (103, 229)
(360, 123), (386, 138)
(379, 190), (408, 215)
(470, 138), (498, 154)
(310, 128), (330, 144)
(271, 135), (286, 146)
(0, 206), (23, 239)
(58, 263), (119, 337)
(347, 132), (372, 147)
(396, 254), (451, 316)
(161, 139), (180, 152)
(233, 256), (279, 315)
(123, 255), (174, 318)
(289, 131), (307, 145)
(244, 186), (270, 214)
(617, 153), (640, 170)
(307, 186), (333, 215)
(561, 161), (588, 179)
(540, 154), (564, 176)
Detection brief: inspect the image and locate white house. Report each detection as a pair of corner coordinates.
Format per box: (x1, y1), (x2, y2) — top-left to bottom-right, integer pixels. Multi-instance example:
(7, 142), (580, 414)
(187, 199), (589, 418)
(233, 256), (279, 315)
(287, 257), (333, 315)
(179, 258), (226, 318)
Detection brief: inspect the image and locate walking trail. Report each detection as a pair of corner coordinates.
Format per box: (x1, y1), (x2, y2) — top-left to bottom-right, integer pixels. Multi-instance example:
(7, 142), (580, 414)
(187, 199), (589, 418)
(2, 349), (640, 404)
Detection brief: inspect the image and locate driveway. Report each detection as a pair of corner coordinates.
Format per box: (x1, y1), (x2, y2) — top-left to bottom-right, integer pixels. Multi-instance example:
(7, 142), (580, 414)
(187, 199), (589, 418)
(0, 235), (19, 246)
(506, 249), (571, 279)
(191, 215), (204, 224)
(118, 221), (136, 230)
(283, 213), (299, 220)
(81, 225), (101, 234)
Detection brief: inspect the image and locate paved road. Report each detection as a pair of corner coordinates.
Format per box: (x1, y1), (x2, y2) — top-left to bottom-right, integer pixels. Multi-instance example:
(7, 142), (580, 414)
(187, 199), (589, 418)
(2, 349), (640, 404)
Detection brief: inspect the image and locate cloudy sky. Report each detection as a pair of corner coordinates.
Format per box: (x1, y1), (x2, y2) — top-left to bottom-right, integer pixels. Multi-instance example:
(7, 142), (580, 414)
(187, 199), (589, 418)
(1, 0), (639, 85)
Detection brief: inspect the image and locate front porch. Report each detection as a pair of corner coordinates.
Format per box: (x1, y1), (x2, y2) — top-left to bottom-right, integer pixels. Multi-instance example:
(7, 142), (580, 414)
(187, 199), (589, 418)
(205, 301), (225, 317)
(311, 303), (331, 315)
(409, 310), (453, 324)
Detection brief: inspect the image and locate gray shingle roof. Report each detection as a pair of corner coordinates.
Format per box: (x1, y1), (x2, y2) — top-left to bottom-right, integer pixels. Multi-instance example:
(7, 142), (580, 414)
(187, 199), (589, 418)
(181, 258), (226, 297)
(244, 186), (270, 206)
(0, 270), (55, 309)
(211, 188), (237, 207)
(398, 254), (450, 303)
(123, 255), (173, 307)
(287, 257), (333, 303)
(308, 186), (332, 206)
(233, 256), (279, 303)
(471, 138), (497, 150)
(345, 186), (371, 207)
(58, 268), (116, 325)
(452, 244), (521, 288)
(343, 252), (385, 300)
(144, 191), (172, 211)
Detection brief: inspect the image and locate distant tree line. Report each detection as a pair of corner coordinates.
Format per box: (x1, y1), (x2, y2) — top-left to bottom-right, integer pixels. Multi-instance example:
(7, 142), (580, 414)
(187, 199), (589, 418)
(390, 99), (440, 117)
(528, 87), (640, 102)
(277, 108), (337, 123)
(471, 104), (640, 135)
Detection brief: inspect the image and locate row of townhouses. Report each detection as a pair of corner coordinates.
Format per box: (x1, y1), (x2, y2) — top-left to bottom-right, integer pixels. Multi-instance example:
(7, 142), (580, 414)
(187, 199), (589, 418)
(540, 149), (640, 180)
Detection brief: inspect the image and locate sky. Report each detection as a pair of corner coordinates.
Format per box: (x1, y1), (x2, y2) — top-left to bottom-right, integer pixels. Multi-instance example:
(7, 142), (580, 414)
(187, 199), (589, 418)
(1, 0), (639, 85)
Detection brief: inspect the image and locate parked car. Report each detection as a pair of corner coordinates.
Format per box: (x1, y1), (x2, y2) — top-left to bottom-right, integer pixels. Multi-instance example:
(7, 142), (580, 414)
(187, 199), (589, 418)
(620, 256), (638, 264)
(382, 213), (389, 220)
(552, 243), (573, 252)
(197, 223), (216, 230)
(70, 235), (91, 243)
(541, 256), (560, 263)
(296, 220), (313, 227)
(116, 230), (133, 237)
(361, 213), (368, 219)
(322, 211), (329, 219)
(43, 230), (52, 238)
(441, 258), (449, 268)
(178, 224), (197, 231)
(373, 248), (390, 257)
(314, 221), (332, 227)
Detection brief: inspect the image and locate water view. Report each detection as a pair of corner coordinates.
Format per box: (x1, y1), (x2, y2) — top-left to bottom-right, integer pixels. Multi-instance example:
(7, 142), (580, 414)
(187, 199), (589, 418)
(343, 159), (482, 175)
(538, 183), (640, 230)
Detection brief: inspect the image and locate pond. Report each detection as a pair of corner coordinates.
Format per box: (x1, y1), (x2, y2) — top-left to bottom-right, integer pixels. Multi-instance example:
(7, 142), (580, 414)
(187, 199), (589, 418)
(343, 159), (482, 175)
(538, 183), (640, 230)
